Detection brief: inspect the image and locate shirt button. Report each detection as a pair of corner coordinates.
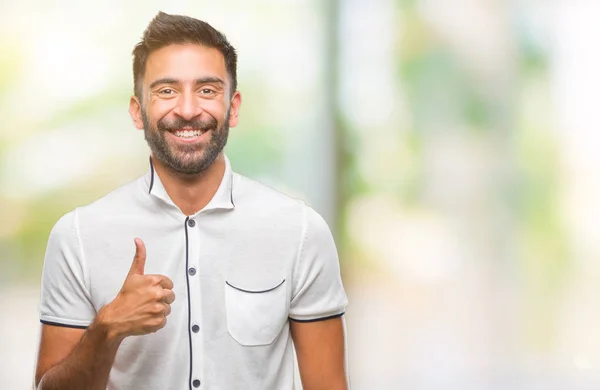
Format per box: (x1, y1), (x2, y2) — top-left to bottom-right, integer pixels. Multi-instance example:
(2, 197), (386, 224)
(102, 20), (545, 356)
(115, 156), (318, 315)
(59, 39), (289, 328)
(188, 267), (196, 276)
(193, 379), (201, 387)
(188, 219), (196, 227)
(192, 324), (200, 333)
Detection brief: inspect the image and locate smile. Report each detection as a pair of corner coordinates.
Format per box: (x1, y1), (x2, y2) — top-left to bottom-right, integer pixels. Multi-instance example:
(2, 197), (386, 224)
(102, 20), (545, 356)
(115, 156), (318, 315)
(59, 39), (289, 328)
(172, 129), (205, 138)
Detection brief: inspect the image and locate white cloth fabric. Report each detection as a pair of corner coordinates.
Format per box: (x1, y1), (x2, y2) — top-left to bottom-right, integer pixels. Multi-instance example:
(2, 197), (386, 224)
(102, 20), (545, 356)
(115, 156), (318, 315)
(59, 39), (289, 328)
(39, 155), (348, 390)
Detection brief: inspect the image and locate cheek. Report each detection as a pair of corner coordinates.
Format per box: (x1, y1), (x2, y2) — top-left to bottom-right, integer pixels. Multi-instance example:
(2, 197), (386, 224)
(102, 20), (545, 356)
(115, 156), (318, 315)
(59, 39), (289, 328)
(151, 99), (176, 114)
(204, 102), (229, 122)
(147, 101), (176, 123)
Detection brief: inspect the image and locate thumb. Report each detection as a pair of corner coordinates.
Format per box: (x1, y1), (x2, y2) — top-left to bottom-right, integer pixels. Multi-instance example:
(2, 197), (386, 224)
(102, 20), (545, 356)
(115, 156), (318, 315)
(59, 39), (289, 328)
(128, 238), (146, 276)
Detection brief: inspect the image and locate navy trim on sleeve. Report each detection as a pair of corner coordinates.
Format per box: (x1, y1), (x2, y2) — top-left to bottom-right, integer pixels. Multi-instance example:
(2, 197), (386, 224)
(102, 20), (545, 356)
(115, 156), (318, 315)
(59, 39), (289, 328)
(40, 320), (88, 329)
(288, 312), (345, 323)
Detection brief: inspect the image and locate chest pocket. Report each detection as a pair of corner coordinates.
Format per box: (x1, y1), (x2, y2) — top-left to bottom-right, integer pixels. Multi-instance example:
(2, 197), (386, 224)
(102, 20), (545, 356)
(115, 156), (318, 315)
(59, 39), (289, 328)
(225, 278), (288, 346)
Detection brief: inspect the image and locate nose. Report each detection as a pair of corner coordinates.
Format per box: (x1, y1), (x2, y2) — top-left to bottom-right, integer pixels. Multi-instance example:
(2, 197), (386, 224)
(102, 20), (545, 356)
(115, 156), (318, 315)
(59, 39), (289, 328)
(173, 91), (203, 121)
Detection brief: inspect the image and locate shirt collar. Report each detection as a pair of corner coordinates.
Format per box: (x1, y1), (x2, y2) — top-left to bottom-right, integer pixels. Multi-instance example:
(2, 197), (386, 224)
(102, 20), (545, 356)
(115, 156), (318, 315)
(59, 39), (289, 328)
(144, 155), (235, 214)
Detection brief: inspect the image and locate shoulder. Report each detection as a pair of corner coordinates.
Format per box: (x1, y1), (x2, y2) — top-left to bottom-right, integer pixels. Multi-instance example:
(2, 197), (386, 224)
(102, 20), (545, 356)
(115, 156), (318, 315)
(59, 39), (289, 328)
(48, 210), (77, 241)
(48, 175), (145, 238)
(232, 172), (306, 214)
(303, 205), (332, 238)
(77, 176), (145, 220)
(231, 172), (333, 237)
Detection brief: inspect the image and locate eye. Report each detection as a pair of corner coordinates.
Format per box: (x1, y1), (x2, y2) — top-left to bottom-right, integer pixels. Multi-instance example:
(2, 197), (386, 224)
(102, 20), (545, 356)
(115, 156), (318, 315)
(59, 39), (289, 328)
(199, 88), (216, 95)
(158, 88), (175, 95)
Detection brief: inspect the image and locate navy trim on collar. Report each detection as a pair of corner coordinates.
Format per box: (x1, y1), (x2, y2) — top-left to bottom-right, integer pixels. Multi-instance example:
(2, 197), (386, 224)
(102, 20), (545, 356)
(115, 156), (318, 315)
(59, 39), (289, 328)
(149, 156), (155, 194)
(147, 156), (235, 210)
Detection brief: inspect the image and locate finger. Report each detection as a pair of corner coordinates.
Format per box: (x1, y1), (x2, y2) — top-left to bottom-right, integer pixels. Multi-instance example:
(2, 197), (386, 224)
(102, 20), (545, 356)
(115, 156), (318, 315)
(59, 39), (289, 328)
(160, 277), (173, 290)
(148, 316), (167, 334)
(128, 238), (147, 276)
(146, 275), (174, 290)
(163, 290), (176, 305)
(163, 303), (172, 316)
(150, 275), (173, 290)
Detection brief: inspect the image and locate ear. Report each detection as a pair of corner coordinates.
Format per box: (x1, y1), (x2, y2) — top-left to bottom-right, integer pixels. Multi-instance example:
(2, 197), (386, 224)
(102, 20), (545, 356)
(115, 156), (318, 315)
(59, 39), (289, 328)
(228, 91), (242, 128)
(129, 96), (145, 130)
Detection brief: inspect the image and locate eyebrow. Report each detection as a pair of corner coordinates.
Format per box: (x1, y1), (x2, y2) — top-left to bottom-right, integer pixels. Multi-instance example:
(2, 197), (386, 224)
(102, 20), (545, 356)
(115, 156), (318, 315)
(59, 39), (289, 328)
(149, 77), (226, 90)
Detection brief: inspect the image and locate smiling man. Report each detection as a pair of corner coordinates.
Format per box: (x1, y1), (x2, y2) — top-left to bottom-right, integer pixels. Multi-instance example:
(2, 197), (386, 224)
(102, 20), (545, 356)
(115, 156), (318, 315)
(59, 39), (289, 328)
(34, 11), (348, 390)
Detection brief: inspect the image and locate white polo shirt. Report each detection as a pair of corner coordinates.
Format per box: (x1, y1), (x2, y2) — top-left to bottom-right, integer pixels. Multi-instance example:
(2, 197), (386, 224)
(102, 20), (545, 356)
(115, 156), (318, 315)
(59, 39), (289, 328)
(39, 155), (348, 390)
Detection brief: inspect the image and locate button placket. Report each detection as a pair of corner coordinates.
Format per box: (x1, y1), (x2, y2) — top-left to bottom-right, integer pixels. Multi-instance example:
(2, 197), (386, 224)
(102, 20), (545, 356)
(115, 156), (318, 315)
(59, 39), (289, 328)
(186, 216), (203, 387)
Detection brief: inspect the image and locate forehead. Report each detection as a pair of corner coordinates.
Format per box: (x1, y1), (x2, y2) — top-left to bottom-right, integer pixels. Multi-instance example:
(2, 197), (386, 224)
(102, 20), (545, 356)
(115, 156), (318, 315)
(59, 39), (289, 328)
(144, 43), (227, 84)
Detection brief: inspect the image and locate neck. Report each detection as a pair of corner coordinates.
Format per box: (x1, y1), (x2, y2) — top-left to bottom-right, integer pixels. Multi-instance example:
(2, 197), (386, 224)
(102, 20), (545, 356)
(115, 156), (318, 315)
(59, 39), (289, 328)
(151, 153), (226, 216)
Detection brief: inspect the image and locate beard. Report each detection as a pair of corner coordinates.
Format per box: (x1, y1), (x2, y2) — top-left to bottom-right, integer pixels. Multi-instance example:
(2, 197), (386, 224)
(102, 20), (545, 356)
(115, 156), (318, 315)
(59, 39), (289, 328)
(142, 108), (230, 175)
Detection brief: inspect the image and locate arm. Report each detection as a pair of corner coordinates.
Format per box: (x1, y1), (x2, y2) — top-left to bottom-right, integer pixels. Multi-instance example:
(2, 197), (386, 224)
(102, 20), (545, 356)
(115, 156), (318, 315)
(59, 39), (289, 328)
(36, 238), (175, 389)
(289, 206), (350, 389)
(291, 317), (348, 390)
(35, 321), (119, 390)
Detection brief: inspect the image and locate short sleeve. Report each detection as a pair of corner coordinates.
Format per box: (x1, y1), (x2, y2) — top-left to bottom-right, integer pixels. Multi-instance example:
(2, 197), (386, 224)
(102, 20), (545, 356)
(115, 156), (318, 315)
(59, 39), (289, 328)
(289, 205), (348, 322)
(39, 209), (95, 328)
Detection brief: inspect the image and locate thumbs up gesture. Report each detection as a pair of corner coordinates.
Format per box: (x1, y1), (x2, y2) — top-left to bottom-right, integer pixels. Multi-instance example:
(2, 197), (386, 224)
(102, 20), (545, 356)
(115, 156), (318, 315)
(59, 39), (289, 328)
(97, 238), (176, 341)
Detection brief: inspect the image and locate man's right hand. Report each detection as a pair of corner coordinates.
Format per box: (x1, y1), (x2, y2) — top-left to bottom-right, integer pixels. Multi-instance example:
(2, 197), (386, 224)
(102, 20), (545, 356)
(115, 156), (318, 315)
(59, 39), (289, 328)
(96, 238), (175, 341)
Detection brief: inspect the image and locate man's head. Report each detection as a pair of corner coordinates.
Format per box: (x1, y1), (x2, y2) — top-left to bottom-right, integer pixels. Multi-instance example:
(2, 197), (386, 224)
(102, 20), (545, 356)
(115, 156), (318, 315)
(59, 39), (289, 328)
(129, 12), (241, 175)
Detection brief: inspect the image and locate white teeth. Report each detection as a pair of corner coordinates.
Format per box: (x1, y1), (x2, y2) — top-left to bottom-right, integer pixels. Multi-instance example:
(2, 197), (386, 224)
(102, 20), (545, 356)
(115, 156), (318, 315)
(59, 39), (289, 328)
(174, 130), (203, 138)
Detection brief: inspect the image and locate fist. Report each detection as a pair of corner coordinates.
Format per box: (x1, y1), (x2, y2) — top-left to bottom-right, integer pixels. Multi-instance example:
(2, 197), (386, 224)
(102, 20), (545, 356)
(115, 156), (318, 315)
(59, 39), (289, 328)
(98, 238), (175, 340)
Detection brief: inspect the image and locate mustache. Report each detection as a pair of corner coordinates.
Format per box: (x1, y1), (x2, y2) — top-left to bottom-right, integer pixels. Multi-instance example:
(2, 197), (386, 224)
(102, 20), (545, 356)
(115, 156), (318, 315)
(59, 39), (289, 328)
(157, 116), (218, 132)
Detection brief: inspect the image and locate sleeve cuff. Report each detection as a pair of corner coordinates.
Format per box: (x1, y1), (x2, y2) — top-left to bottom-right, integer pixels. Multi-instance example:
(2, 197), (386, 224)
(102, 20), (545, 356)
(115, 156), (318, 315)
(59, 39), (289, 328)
(288, 306), (346, 323)
(289, 312), (345, 323)
(40, 315), (92, 329)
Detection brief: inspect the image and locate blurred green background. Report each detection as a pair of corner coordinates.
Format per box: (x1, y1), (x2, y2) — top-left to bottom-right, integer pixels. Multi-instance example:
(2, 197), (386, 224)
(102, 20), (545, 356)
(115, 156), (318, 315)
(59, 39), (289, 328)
(2, 0), (600, 388)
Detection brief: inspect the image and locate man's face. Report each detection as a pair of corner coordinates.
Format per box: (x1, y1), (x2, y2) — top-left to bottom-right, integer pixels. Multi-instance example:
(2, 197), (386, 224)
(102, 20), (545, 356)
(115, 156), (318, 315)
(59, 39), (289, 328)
(130, 44), (241, 175)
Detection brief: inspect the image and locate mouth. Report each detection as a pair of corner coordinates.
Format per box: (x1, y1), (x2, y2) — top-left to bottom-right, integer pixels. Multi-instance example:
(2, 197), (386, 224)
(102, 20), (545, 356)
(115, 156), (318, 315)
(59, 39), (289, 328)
(171, 128), (207, 138)
(166, 128), (211, 144)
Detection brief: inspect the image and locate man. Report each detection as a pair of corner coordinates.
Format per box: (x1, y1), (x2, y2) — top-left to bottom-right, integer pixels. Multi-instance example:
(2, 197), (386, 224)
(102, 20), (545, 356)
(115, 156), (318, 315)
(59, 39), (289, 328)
(34, 11), (348, 390)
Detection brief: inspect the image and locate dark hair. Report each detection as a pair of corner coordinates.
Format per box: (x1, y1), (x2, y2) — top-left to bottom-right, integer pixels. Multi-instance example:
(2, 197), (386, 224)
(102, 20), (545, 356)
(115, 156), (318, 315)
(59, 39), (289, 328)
(132, 11), (237, 100)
